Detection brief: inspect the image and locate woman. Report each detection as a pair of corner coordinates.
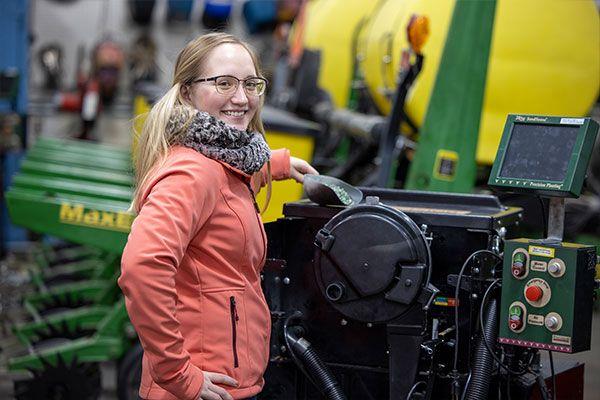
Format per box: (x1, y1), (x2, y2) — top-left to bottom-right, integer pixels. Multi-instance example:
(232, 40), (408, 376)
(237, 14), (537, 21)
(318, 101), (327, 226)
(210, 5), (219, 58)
(118, 32), (317, 400)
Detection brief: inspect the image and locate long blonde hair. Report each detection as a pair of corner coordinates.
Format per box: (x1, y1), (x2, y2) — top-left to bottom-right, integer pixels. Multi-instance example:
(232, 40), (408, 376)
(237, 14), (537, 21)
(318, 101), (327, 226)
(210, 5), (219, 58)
(131, 33), (272, 213)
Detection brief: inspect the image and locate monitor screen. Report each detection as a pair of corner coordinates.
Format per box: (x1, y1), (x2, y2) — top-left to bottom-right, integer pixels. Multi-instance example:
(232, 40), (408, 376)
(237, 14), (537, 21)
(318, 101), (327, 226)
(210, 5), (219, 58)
(498, 123), (579, 182)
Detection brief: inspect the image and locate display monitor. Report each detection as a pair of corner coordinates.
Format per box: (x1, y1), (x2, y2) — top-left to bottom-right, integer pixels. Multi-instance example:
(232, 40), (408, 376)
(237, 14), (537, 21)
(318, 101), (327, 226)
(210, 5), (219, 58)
(488, 115), (598, 197)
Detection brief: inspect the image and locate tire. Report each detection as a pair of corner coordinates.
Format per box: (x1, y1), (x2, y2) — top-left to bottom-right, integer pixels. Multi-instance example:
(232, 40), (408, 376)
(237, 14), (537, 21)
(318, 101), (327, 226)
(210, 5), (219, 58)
(117, 341), (143, 400)
(13, 340), (101, 400)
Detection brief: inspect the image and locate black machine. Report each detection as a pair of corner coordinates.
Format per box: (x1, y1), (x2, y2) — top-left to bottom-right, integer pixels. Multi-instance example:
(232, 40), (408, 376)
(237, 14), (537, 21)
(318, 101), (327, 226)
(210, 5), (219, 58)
(260, 115), (599, 400)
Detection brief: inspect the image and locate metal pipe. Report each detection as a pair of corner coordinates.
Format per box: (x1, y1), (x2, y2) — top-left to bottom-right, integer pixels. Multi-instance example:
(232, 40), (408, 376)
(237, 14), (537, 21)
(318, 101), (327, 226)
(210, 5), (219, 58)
(547, 197), (565, 242)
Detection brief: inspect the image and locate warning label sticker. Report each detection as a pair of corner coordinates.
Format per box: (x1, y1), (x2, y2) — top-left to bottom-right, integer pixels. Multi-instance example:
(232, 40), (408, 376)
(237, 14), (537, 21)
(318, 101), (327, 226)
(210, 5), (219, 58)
(530, 260), (547, 272)
(560, 118), (584, 125)
(527, 314), (544, 326)
(529, 246), (555, 258)
(552, 334), (572, 346)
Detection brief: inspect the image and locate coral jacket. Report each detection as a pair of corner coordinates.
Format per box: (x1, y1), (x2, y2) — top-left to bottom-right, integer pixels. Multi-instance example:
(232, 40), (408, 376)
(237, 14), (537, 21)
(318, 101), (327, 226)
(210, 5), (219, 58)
(119, 146), (290, 400)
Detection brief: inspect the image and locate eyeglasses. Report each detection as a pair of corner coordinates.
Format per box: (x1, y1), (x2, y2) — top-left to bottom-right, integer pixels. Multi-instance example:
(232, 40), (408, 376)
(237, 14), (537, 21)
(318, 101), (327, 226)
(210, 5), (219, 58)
(191, 75), (268, 96)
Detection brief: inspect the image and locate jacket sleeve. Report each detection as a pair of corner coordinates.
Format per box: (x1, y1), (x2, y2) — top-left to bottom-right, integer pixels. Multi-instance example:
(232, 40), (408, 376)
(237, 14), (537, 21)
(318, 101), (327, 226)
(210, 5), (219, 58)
(118, 155), (217, 400)
(251, 148), (290, 193)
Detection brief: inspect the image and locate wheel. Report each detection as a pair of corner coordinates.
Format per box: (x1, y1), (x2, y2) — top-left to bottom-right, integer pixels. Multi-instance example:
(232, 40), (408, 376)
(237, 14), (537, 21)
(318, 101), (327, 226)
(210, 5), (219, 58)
(117, 341), (143, 400)
(13, 339), (101, 399)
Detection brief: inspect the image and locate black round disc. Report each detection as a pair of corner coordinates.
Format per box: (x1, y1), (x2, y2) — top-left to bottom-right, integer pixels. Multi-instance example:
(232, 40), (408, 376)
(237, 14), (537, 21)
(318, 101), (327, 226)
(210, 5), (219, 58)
(314, 203), (429, 322)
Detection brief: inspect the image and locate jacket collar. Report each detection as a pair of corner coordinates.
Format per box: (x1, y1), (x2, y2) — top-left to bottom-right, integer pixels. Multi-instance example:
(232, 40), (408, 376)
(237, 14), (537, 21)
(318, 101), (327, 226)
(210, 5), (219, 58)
(215, 158), (253, 183)
(173, 145), (254, 183)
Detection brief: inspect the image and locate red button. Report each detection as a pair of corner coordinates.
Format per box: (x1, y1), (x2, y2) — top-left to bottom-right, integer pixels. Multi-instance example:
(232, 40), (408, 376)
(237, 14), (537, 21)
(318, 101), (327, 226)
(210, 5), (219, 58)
(509, 316), (523, 331)
(525, 285), (543, 302)
(512, 265), (525, 277)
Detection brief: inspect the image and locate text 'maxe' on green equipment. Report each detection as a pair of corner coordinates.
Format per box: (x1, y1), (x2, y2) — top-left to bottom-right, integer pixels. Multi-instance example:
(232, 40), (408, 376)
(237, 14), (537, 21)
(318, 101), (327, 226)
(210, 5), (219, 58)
(488, 114), (599, 354)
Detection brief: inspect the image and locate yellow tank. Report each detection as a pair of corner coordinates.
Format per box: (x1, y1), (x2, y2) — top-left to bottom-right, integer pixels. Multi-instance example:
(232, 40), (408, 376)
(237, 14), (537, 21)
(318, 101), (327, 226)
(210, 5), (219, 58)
(357, 0), (455, 123)
(300, 0), (380, 108)
(301, 0), (600, 164)
(255, 106), (318, 223)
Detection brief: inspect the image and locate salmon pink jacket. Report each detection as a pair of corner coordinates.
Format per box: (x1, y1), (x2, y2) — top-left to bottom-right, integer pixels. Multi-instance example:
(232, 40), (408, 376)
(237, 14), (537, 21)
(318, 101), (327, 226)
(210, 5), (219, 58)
(119, 145), (291, 400)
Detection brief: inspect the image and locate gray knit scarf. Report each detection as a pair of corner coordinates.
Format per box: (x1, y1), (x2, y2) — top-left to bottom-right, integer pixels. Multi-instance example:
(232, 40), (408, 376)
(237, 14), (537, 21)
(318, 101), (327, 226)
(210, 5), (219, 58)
(167, 107), (271, 175)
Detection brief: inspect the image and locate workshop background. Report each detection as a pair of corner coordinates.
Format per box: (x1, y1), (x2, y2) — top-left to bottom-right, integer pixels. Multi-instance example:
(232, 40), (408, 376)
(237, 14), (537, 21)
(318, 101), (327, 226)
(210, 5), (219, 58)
(0, 0), (599, 399)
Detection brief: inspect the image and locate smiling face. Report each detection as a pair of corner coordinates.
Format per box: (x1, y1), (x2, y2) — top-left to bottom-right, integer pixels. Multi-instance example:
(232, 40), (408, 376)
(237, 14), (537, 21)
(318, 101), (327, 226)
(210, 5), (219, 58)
(187, 43), (260, 131)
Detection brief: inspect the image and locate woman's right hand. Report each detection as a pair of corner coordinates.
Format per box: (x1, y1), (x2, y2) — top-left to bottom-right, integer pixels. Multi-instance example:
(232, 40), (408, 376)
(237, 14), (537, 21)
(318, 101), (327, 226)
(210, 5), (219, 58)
(197, 371), (238, 400)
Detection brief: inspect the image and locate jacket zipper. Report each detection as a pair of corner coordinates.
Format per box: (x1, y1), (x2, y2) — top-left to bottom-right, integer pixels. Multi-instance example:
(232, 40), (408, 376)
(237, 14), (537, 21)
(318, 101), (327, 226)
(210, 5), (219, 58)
(230, 296), (239, 368)
(244, 182), (267, 265)
(245, 182), (261, 213)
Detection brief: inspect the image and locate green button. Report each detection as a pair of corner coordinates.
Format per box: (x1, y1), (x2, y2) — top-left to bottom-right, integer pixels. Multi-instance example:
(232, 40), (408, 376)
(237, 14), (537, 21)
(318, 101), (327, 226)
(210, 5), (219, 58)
(513, 253), (526, 263)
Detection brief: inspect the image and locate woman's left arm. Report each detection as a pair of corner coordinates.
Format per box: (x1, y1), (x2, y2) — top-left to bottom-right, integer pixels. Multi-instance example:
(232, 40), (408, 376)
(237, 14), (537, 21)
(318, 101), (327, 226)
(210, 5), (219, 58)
(251, 148), (318, 192)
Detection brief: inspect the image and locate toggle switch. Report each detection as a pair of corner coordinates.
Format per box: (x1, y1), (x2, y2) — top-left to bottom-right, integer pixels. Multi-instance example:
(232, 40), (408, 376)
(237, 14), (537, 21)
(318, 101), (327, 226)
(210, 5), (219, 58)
(511, 250), (528, 279)
(508, 302), (526, 333)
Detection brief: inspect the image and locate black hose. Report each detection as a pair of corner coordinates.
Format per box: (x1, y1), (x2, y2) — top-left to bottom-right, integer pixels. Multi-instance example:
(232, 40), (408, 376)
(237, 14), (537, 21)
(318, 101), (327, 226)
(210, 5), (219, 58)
(465, 297), (498, 400)
(284, 321), (346, 400)
(453, 250), (502, 374)
(548, 350), (556, 400)
(405, 381), (426, 399)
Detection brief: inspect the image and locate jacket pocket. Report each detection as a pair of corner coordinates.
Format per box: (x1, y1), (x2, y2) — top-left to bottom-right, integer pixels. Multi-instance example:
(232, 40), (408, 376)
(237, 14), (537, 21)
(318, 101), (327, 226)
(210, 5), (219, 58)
(200, 288), (248, 384)
(229, 295), (239, 368)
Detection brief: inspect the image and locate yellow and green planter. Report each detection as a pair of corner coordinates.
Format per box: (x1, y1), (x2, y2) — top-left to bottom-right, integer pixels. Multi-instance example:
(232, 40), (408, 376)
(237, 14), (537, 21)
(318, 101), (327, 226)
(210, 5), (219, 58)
(297, 0), (599, 190)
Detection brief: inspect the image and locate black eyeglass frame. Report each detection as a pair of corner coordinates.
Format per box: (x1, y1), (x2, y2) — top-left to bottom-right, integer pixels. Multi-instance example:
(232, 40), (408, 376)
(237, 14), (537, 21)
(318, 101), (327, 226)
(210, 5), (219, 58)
(190, 75), (268, 96)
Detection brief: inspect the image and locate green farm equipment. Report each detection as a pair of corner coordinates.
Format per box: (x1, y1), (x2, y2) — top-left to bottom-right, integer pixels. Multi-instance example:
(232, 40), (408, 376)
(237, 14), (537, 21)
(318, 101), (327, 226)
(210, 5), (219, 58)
(9, 139), (132, 317)
(4, 138), (140, 399)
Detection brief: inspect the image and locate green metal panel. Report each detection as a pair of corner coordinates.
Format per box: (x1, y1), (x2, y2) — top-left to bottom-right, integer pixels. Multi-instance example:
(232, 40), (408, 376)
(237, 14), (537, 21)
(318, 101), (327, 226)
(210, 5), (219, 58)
(12, 174), (132, 202)
(488, 115), (599, 197)
(6, 188), (131, 253)
(34, 139), (131, 161)
(20, 159), (133, 187)
(405, 0), (496, 192)
(26, 147), (132, 172)
(498, 239), (596, 353)
(35, 137), (130, 155)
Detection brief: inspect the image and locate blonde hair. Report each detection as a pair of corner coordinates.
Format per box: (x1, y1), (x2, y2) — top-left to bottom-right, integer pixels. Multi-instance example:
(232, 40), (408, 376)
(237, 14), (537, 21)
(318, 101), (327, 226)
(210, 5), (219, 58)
(131, 32), (272, 213)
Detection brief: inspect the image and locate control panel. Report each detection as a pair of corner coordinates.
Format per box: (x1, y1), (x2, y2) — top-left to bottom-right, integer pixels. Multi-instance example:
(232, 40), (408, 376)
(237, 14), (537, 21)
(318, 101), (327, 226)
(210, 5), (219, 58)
(498, 239), (596, 353)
